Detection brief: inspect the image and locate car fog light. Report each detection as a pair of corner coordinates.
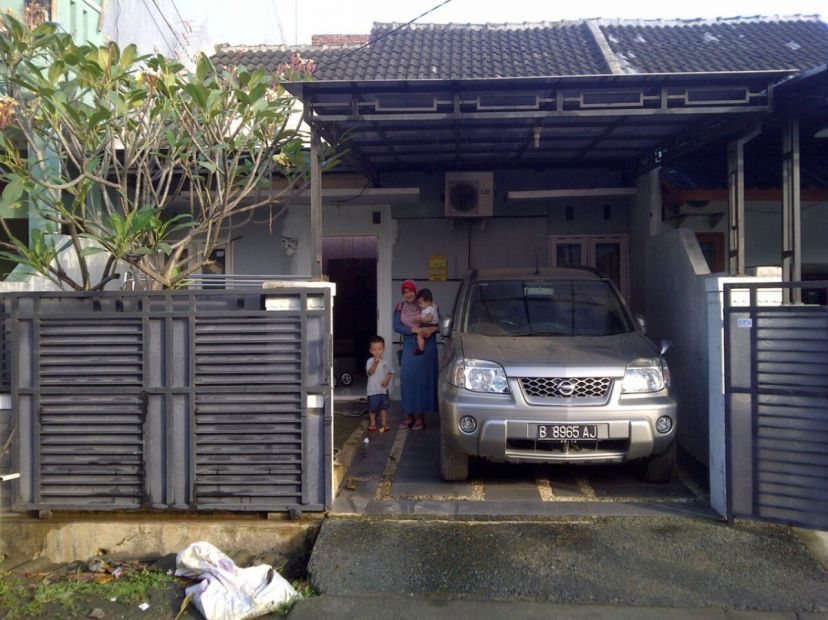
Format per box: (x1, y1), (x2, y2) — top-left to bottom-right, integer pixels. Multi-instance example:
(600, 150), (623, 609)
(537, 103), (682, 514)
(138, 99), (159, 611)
(656, 416), (673, 434)
(459, 416), (477, 434)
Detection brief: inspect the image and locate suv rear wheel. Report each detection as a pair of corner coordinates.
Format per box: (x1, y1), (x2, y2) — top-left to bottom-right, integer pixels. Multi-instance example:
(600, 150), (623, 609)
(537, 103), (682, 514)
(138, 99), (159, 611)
(640, 440), (676, 483)
(440, 432), (469, 481)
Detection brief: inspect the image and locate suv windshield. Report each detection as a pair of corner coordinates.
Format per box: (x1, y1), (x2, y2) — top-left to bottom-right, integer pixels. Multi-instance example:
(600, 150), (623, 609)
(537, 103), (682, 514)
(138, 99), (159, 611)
(462, 278), (633, 337)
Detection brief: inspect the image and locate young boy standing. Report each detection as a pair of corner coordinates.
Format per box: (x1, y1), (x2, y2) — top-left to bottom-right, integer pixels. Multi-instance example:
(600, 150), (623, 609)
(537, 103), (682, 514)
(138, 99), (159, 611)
(366, 335), (394, 433)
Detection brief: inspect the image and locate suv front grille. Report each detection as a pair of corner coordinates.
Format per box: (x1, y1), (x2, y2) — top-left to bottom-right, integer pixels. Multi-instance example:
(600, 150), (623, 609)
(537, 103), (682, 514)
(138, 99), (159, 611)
(519, 376), (612, 399)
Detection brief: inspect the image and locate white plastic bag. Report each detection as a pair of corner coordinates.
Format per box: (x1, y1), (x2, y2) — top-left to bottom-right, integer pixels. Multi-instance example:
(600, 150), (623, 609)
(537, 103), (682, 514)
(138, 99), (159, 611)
(175, 541), (299, 620)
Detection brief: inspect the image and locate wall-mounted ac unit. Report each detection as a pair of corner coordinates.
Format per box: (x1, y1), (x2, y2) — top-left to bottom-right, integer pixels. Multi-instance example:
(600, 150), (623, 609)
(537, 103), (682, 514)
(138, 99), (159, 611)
(445, 172), (494, 218)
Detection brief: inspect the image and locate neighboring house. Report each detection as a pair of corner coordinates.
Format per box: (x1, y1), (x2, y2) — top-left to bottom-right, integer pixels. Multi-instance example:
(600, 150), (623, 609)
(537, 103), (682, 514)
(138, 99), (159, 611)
(211, 16), (828, 520)
(0, 0), (104, 284)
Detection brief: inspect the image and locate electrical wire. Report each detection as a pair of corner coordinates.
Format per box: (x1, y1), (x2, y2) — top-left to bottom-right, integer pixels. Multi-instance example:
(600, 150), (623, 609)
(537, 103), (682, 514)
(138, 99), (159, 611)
(150, 0), (186, 53)
(140, 0), (175, 52)
(317, 0), (455, 73)
(168, 0), (186, 27)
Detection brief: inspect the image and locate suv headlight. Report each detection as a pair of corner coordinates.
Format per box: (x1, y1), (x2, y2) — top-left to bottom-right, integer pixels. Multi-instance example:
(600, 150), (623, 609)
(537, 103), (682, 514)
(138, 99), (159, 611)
(450, 358), (509, 393)
(621, 358), (666, 393)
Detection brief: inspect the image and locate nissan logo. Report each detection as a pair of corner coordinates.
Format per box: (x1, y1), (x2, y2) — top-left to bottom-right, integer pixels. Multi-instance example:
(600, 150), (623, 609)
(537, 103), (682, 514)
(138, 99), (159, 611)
(557, 380), (575, 397)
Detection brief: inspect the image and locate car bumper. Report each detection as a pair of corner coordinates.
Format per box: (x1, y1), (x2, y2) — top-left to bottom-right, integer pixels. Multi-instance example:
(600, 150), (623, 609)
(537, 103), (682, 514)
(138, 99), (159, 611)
(439, 382), (677, 465)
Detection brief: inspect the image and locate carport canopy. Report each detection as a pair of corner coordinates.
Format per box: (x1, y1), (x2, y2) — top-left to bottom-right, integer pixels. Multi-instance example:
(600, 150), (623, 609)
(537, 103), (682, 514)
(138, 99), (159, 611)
(285, 71), (792, 177)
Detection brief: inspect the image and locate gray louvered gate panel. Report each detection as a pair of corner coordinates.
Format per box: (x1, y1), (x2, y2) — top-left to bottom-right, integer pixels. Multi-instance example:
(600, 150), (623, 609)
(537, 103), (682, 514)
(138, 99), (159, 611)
(9, 288), (332, 513)
(194, 315), (305, 510)
(725, 282), (828, 529)
(38, 319), (145, 508)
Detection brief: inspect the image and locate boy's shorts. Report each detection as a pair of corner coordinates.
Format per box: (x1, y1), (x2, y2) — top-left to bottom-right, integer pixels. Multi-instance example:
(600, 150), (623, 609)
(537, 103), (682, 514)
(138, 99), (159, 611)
(367, 393), (389, 412)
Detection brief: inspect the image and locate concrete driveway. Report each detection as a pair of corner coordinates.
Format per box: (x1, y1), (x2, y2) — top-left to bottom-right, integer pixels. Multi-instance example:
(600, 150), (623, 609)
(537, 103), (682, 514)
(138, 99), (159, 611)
(334, 401), (714, 519)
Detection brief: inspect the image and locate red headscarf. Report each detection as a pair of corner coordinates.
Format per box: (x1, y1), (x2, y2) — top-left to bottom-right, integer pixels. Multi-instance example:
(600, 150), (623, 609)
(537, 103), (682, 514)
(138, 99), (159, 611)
(399, 280), (421, 328)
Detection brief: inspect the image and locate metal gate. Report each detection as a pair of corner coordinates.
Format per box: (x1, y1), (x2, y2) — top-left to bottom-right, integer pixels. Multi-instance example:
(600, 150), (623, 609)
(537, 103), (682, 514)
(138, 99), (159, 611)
(5, 287), (333, 513)
(724, 281), (828, 529)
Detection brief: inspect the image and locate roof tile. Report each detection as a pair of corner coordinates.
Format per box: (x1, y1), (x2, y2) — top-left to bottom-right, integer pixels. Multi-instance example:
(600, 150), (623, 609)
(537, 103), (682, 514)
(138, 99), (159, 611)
(211, 16), (828, 81)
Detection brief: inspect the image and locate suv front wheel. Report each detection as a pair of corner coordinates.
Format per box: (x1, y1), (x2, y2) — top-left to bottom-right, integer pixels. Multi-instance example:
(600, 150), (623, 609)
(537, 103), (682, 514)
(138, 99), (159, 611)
(639, 440), (676, 483)
(440, 432), (469, 481)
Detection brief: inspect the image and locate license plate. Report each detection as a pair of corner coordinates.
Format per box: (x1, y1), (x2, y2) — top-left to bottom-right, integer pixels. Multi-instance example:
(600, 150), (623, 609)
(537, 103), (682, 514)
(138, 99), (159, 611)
(537, 424), (598, 441)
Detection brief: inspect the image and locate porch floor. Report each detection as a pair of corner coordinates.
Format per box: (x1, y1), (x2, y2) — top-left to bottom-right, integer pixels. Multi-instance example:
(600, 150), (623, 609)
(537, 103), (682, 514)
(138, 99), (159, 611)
(333, 401), (715, 518)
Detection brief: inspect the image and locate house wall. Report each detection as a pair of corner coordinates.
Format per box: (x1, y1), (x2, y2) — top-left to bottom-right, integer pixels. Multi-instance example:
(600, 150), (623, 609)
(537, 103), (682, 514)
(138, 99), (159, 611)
(0, 0), (103, 44)
(663, 200), (828, 270)
(645, 229), (711, 465)
(384, 167), (634, 309)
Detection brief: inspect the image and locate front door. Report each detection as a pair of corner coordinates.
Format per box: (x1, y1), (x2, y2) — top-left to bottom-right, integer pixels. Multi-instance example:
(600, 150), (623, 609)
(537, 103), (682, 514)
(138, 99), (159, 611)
(550, 234), (629, 299)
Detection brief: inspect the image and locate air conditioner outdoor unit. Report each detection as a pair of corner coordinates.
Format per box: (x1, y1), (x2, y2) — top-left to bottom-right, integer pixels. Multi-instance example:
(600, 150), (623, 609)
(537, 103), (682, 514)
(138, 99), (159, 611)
(445, 172), (494, 218)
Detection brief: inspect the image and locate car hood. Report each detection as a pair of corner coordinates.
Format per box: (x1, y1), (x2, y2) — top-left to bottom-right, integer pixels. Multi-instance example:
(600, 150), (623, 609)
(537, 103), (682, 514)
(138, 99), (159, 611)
(458, 332), (657, 377)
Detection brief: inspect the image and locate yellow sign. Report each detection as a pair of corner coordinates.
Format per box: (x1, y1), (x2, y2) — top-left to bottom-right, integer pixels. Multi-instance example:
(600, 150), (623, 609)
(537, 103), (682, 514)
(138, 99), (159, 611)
(428, 254), (447, 281)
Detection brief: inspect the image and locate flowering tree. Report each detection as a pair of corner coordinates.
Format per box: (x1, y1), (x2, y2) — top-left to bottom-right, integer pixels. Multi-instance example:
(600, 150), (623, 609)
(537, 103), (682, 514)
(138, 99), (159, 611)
(0, 14), (327, 290)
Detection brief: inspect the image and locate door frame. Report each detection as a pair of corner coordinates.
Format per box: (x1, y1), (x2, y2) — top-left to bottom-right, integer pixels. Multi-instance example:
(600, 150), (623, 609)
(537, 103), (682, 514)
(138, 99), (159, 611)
(549, 234), (630, 299)
(322, 205), (393, 369)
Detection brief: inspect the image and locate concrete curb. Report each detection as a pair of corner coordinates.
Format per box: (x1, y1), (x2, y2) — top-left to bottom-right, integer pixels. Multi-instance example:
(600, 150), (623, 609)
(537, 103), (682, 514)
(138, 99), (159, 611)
(0, 515), (321, 564)
(795, 528), (828, 571)
(288, 595), (827, 619)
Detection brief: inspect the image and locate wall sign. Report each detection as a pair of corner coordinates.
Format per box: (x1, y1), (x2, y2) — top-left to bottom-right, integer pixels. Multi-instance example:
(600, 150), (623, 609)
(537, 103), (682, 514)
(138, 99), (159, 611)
(428, 254), (447, 281)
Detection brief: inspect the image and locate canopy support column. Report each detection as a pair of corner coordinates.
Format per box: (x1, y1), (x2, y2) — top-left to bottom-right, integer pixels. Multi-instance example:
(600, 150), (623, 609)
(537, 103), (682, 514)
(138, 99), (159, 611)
(782, 118), (801, 303)
(727, 128), (760, 275)
(310, 126), (323, 280)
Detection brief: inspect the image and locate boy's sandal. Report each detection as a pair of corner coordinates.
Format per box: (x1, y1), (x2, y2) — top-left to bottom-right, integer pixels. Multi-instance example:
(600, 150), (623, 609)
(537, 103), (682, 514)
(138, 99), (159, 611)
(411, 422), (425, 431)
(379, 425), (390, 433)
(398, 420), (413, 429)
(368, 425), (377, 432)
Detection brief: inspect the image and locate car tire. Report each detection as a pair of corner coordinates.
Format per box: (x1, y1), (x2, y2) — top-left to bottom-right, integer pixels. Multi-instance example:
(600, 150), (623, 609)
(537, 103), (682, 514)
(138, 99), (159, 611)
(640, 440), (676, 483)
(340, 372), (353, 386)
(440, 432), (469, 481)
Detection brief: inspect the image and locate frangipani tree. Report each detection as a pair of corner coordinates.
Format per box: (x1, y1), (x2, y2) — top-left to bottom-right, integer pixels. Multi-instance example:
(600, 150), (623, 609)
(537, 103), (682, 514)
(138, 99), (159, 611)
(0, 14), (327, 290)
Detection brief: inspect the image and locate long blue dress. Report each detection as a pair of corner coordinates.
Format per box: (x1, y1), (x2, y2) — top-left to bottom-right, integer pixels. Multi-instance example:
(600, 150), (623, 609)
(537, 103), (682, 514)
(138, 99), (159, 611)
(393, 307), (439, 415)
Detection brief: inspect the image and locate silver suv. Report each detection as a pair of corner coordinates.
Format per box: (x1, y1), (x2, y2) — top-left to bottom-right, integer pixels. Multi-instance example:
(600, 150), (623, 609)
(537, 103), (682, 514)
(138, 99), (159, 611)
(438, 268), (677, 482)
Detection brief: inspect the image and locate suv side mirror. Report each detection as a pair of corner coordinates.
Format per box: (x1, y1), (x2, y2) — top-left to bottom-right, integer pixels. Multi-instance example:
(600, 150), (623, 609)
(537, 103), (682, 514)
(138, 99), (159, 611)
(440, 316), (453, 338)
(635, 314), (647, 333)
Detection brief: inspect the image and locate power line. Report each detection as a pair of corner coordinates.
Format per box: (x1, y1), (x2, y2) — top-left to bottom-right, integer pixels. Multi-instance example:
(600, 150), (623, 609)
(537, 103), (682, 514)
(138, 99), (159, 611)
(168, 0), (186, 27)
(140, 0), (175, 53)
(317, 0), (454, 73)
(150, 0), (186, 53)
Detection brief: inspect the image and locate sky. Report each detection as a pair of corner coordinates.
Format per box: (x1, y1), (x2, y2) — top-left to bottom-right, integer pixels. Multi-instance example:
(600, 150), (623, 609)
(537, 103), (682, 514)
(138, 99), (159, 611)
(108, 0), (828, 56)
(275, 0), (827, 45)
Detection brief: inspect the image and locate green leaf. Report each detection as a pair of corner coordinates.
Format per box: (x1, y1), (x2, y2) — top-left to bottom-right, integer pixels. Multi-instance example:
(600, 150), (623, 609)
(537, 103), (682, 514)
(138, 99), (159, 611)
(157, 242), (173, 255)
(1, 176), (24, 206)
(119, 43), (137, 69)
(185, 83), (208, 108)
(196, 54), (213, 82)
(48, 61), (64, 85)
(108, 92), (128, 115)
(79, 246), (108, 256)
(89, 108), (112, 126)
(97, 46), (111, 71)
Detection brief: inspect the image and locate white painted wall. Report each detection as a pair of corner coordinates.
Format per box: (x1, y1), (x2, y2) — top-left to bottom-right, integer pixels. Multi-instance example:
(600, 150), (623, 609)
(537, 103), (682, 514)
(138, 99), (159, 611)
(645, 229), (711, 466)
(663, 199), (828, 269)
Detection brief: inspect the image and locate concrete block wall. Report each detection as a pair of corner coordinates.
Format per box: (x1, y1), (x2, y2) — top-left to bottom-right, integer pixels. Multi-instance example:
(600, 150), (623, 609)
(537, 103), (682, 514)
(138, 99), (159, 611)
(645, 229), (711, 466)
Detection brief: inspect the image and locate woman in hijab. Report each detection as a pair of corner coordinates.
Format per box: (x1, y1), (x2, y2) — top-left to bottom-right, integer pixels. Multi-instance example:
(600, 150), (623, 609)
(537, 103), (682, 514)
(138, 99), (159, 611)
(393, 280), (439, 430)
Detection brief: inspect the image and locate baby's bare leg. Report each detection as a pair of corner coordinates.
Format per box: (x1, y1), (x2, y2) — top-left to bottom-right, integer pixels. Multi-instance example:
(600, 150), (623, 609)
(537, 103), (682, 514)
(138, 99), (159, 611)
(417, 333), (426, 351)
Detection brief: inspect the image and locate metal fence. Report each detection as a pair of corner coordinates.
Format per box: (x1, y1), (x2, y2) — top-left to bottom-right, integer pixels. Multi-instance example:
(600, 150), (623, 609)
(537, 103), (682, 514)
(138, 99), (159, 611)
(0, 307), (9, 393)
(724, 281), (828, 529)
(5, 287), (333, 513)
